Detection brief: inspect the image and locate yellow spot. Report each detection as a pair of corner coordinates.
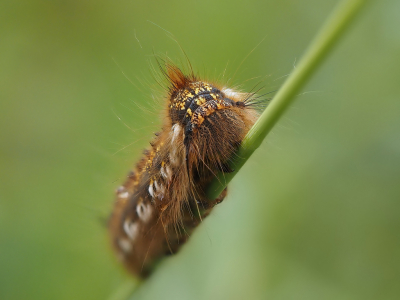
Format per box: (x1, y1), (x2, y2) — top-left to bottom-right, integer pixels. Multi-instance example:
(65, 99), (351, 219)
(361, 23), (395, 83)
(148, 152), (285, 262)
(161, 161), (165, 167)
(211, 93), (217, 100)
(186, 108), (192, 116)
(196, 97), (205, 104)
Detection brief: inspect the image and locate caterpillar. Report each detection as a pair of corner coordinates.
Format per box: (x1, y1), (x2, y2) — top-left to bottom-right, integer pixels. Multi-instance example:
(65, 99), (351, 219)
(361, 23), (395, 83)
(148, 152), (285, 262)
(108, 62), (263, 277)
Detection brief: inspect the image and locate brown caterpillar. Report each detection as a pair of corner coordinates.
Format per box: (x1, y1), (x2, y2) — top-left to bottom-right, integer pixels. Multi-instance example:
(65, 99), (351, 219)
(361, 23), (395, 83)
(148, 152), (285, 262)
(108, 63), (262, 277)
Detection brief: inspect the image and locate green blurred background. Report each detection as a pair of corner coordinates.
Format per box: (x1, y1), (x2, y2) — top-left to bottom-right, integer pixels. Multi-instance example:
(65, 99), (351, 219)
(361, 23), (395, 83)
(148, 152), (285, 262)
(1, 1), (400, 299)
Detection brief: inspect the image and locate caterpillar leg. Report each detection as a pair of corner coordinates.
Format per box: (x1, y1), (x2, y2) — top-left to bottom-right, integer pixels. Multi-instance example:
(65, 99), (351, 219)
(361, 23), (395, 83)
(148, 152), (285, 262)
(215, 187), (227, 205)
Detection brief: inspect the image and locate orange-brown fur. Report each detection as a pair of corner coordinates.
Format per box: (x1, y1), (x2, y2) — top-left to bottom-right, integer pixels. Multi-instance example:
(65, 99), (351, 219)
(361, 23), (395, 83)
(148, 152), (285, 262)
(108, 64), (260, 277)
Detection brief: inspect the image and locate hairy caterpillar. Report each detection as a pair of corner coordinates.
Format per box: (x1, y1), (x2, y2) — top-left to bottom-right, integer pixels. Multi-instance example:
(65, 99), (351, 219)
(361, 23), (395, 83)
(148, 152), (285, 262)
(108, 62), (263, 277)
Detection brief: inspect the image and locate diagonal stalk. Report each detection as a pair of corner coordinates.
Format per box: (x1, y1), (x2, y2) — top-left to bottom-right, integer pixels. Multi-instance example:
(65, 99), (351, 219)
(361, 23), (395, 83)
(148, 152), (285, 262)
(206, 0), (368, 200)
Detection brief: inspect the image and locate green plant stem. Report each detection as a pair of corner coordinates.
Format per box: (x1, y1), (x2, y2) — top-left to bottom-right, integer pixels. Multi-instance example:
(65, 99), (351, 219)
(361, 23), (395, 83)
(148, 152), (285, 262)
(206, 0), (367, 200)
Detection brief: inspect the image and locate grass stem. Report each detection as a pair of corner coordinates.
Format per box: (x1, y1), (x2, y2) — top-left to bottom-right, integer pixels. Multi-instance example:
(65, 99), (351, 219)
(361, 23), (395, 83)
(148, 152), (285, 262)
(206, 0), (367, 200)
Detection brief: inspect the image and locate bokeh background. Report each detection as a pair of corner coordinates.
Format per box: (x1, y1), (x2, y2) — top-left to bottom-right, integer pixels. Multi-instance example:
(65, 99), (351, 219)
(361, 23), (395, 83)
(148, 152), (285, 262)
(1, 1), (400, 299)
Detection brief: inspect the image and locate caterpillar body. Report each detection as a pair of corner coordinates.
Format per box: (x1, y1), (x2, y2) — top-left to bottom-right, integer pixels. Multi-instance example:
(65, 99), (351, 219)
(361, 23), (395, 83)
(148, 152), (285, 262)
(108, 63), (261, 277)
